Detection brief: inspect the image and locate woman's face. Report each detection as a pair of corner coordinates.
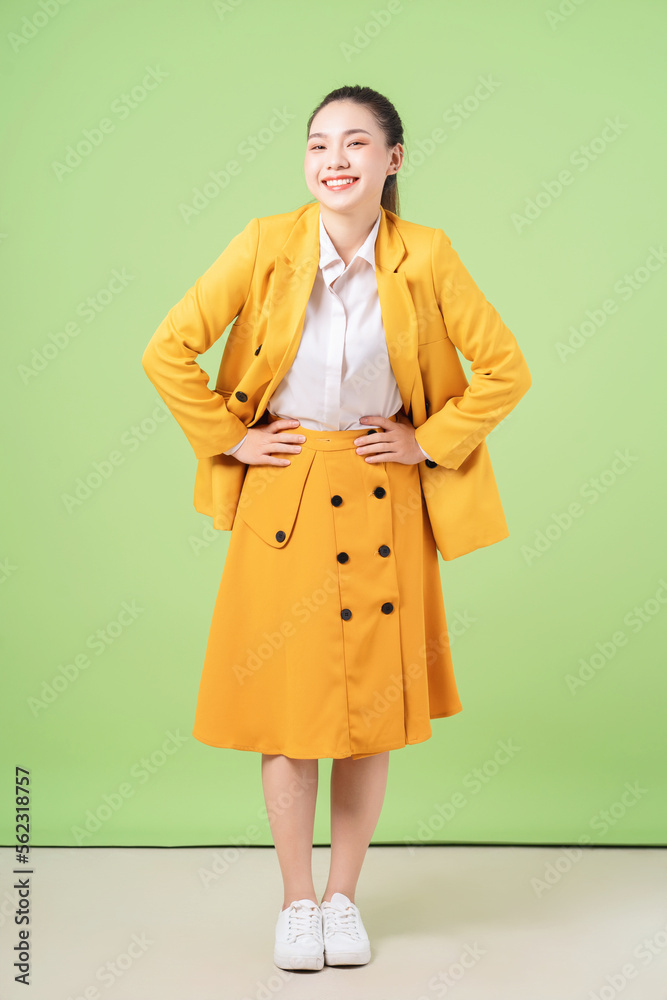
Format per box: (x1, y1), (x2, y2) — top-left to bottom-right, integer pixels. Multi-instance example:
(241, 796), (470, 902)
(304, 100), (402, 215)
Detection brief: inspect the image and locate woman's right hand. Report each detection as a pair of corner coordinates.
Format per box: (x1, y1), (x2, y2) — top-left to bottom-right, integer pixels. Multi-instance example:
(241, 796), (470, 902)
(233, 419), (305, 466)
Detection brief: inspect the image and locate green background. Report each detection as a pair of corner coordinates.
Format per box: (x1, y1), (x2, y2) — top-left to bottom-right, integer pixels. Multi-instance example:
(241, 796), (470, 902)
(1, 0), (665, 847)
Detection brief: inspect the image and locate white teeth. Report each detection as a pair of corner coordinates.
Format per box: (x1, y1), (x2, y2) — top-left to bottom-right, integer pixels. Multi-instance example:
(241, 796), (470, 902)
(324, 178), (357, 187)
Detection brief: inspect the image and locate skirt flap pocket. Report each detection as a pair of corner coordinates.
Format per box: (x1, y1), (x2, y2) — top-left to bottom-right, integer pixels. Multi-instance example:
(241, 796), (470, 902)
(236, 448), (316, 548)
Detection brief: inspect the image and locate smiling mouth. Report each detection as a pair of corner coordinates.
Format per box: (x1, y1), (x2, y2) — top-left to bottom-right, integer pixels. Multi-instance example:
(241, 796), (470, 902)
(322, 177), (359, 189)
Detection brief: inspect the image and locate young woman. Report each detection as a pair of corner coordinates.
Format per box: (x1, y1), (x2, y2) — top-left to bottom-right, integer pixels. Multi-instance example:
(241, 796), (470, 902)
(142, 85), (531, 972)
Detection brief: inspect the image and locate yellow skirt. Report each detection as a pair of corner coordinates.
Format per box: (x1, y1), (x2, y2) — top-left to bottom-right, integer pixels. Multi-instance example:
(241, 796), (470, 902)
(192, 412), (462, 760)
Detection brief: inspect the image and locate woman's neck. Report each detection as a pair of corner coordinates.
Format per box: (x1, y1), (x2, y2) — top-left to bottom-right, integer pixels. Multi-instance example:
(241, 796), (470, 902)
(318, 203), (380, 268)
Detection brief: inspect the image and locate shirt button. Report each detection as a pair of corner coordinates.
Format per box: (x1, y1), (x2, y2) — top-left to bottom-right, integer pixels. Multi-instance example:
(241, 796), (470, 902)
(373, 486), (386, 499)
(425, 459), (437, 468)
(275, 530), (285, 542)
(331, 495), (343, 506)
(378, 545), (390, 557)
(381, 602), (394, 614)
(337, 552), (349, 563)
(341, 608), (352, 620)
(235, 390), (248, 402)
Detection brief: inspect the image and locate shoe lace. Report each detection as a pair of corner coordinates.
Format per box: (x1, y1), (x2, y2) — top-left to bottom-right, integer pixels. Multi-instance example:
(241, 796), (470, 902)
(287, 903), (321, 942)
(323, 904), (361, 939)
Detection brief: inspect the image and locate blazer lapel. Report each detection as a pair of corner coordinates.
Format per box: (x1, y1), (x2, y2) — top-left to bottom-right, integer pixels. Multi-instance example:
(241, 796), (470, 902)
(253, 207), (320, 418)
(253, 202), (420, 420)
(374, 218), (420, 413)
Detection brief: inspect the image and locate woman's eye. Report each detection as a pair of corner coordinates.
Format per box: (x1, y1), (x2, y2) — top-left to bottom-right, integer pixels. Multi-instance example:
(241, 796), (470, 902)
(309, 142), (365, 151)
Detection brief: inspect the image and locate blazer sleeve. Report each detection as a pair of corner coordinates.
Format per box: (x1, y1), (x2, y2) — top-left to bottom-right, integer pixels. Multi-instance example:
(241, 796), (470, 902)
(141, 217), (259, 460)
(413, 227), (532, 470)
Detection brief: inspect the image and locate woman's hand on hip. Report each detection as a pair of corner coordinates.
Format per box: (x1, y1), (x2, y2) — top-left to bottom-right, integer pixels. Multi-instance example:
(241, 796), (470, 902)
(233, 419), (305, 466)
(354, 412), (426, 465)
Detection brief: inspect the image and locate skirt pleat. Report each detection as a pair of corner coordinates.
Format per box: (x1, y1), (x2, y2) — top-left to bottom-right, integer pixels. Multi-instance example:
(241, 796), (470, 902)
(192, 413), (462, 759)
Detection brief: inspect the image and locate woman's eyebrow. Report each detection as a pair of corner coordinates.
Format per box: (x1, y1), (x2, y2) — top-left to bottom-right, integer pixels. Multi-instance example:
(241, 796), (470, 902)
(308, 128), (372, 140)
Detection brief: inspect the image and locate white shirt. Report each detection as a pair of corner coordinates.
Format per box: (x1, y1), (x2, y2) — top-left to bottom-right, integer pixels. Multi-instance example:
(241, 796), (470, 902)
(223, 208), (433, 462)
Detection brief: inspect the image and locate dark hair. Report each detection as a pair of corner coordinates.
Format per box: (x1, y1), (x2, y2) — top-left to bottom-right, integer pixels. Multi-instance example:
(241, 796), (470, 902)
(306, 85), (404, 215)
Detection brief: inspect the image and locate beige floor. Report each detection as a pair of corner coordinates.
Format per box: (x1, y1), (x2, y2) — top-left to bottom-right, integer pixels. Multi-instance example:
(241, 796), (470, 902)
(1, 844), (666, 999)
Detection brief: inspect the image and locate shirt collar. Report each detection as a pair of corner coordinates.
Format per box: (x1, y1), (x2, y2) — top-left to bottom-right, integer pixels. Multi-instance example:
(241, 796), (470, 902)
(318, 208), (382, 284)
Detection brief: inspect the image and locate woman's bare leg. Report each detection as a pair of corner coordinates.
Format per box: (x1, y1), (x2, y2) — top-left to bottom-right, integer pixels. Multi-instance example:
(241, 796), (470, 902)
(321, 751), (389, 904)
(261, 753), (319, 910)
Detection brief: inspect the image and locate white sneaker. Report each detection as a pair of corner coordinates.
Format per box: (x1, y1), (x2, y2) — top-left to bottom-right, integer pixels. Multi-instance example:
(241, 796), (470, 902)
(273, 898), (324, 970)
(321, 892), (371, 965)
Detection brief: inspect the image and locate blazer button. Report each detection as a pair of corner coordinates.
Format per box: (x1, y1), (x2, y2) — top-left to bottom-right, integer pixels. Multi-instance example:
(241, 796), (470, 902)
(235, 390), (248, 402)
(254, 344), (262, 355)
(331, 495), (343, 506)
(381, 602), (394, 614)
(366, 428), (377, 435)
(275, 530), (285, 542)
(425, 398), (430, 410)
(373, 486), (386, 499)
(337, 552), (349, 563)
(425, 459), (437, 468)
(341, 608), (352, 620)
(378, 545), (390, 557)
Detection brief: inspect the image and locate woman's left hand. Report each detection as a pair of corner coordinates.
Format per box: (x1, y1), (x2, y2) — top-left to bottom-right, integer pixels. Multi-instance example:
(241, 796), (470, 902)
(354, 412), (427, 465)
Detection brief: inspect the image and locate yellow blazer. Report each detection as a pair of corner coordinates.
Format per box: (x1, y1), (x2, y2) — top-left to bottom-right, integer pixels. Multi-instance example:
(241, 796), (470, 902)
(142, 201), (531, 560)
